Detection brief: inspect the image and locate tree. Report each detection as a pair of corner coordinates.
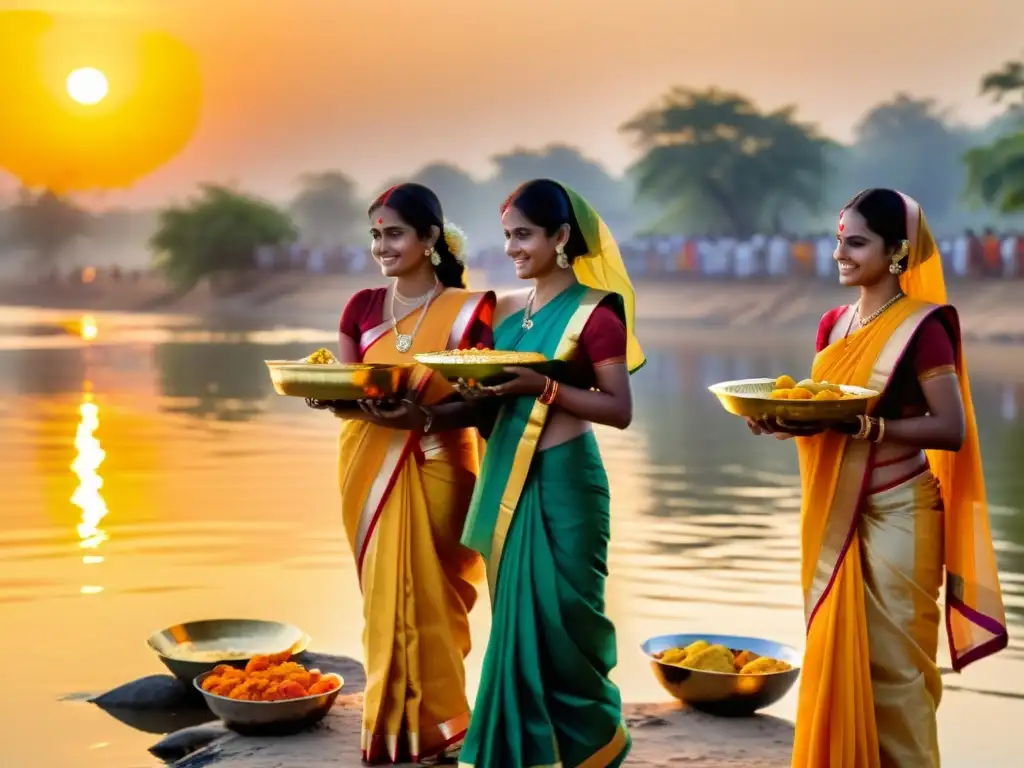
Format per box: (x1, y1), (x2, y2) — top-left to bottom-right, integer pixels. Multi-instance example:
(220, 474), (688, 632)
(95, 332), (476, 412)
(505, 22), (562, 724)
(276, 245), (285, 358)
(409, 163), (492, 247)
(490, 145), (636, 237)
(7, 188), (91, 271)
(846, 94), (971, 222)
(981, 60), (1024, 104)
(290, 171), (362, 247)
(620, 87), (834, 236)
(150, 185), (297, 292)
(964, 59), (1024, 215)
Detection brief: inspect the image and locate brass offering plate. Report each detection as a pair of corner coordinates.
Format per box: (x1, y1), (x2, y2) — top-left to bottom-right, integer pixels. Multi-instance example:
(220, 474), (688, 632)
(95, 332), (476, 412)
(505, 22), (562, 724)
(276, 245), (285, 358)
(414, 349), (560, 385)
(265, 360), (407, 401)
(709, 378), (879, 423)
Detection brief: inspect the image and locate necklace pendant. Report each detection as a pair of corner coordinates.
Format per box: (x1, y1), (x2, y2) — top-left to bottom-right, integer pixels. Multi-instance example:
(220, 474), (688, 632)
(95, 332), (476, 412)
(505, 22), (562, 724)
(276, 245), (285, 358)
(522, 318), (534, 331)
(395, 334), (413, 353)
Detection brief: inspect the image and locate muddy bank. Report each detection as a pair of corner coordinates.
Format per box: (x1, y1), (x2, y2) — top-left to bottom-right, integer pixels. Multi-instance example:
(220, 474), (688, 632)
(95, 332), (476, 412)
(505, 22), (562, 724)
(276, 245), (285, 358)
(87, 651), (791, 768)
(170, 696), (793, 768)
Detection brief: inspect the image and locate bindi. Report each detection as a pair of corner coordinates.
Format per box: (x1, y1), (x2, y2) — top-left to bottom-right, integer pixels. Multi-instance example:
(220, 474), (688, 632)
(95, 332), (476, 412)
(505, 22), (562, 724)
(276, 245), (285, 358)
(376, 218), (383, 225)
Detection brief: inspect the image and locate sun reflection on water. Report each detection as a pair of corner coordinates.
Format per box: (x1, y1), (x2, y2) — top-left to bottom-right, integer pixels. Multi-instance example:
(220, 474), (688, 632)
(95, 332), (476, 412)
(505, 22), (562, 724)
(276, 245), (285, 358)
(71, 384), (109, 591)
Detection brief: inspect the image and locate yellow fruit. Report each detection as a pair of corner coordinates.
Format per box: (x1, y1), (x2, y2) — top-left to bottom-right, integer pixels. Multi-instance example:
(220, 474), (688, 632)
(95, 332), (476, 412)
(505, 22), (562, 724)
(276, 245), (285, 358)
(795, 378), (821, 394)
(789, 387), (814, 400)
(770, 388), (792, 400)
(813, 389), (841, 401)
(682, 640), (710, 657)
(774, 375), (796, 390)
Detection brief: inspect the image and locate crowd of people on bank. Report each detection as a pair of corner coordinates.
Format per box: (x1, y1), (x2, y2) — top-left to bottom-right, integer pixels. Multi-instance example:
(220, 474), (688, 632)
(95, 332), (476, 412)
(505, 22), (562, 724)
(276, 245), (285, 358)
(253, 227), (1023, 281)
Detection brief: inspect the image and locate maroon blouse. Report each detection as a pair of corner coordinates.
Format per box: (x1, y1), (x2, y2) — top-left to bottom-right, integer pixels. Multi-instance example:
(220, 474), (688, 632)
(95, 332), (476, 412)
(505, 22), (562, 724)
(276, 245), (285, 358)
(816, 306), (958, 418)
(340, 288), (494, 351)
(560, 298), (629, 388)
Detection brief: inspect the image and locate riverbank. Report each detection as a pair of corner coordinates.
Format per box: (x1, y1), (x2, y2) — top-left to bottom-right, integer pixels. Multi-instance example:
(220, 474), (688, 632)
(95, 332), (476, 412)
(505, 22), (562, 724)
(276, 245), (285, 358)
(171, 695), (792, 767)
(2, 274), (1023, 344)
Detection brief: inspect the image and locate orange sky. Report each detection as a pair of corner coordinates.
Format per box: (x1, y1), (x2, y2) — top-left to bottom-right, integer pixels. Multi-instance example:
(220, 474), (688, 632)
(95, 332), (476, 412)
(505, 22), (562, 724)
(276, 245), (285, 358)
(2, 0), (1022, 206)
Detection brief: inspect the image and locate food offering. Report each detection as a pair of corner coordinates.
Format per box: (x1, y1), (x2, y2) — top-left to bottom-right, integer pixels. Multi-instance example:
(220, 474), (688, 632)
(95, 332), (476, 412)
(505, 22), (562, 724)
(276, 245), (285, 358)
(414, 347), (560, 386)
(653, 639), (793, 676)
(769, 375), (856, 402)
(709, 375), (878, 423)
(200, 651), (343, 701)
(265, 348), (407, 401)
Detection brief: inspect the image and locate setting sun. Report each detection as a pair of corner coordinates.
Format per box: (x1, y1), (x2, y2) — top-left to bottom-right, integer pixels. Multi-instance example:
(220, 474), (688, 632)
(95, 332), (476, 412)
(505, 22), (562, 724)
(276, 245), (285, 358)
(66, 67), (108, 105)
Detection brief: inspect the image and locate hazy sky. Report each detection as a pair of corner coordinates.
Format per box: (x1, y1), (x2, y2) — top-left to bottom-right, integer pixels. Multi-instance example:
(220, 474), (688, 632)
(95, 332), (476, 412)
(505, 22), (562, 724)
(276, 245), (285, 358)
(3, 0), (1023, 206)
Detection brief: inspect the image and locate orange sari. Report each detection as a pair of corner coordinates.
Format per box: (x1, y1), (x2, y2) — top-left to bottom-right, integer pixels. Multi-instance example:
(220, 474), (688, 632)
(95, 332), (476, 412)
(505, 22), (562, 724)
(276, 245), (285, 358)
(339, 288), (492, 763)
(791, 195), (1007, 767)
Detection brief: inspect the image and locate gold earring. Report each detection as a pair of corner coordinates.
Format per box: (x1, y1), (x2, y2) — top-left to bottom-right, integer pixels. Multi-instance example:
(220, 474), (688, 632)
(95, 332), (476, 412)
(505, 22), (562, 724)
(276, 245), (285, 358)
(428, 248), (441, 267)
(555, 244), (569, 270)
(889, 239), (909, 275)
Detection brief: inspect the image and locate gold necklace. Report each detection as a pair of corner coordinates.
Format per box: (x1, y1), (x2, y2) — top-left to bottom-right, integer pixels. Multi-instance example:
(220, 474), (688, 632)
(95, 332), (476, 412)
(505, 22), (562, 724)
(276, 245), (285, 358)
(391, 282), (438, 353)
(394, 284), (435, 306)
(858, 291), (905, 328)
(521, 290), (536, 330)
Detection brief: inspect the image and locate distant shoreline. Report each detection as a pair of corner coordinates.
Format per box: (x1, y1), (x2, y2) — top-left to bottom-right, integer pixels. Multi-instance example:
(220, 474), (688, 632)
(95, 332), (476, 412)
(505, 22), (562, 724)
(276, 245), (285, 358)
(2, 274), (1022, 348)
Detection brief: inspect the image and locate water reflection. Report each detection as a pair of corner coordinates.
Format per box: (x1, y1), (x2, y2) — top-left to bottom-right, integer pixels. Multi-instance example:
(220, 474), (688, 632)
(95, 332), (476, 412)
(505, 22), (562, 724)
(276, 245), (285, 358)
(1, 308), (1024, 767)
(71, 383), (109, 593)
(624, 345), (1024, 646)
(153, 339), (327, 421)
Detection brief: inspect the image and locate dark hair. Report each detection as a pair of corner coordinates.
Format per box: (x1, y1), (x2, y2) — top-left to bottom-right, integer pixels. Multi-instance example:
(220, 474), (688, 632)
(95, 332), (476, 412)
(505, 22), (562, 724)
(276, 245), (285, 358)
(501, 178), (590, 262)
(368, 182), (466, 288)
(843, 188), (909, 269)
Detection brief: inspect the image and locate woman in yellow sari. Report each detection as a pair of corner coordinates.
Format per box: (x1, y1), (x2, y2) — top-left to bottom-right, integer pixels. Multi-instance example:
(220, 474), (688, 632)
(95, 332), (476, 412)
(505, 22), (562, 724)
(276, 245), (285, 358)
(748, 188), (1007, 767)
(308, 183), (494, 764)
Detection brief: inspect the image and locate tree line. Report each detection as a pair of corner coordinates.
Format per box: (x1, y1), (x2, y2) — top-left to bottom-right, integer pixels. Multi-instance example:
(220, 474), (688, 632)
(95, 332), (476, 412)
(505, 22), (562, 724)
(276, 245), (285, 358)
(1, 59), (1021, 292)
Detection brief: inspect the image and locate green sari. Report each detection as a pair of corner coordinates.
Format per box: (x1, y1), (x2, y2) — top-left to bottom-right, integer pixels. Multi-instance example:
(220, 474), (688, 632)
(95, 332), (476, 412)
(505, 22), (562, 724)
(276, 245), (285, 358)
(458, 282), (631, 768)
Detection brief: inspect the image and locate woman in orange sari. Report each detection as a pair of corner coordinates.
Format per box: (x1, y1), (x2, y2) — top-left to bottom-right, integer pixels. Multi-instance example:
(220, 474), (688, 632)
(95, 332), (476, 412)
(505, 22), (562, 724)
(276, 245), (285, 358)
(308, 183), (494, 764)
(748, 188), (1007, 767)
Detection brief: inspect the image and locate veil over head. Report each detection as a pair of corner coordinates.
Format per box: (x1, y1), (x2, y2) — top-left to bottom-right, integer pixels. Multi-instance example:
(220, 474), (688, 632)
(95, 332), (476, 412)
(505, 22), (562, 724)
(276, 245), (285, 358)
(890, 190), (1007, 670)
(560, 184), (645, 373)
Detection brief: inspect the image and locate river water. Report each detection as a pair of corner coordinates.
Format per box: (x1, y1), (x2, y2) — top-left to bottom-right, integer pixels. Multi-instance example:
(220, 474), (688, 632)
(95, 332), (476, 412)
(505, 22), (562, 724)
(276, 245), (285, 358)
(0, 305), (1021, 767)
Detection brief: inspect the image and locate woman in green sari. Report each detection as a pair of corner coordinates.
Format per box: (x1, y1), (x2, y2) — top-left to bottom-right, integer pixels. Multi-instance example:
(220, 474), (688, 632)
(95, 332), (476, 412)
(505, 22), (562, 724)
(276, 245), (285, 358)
(452, 179), (645, 767)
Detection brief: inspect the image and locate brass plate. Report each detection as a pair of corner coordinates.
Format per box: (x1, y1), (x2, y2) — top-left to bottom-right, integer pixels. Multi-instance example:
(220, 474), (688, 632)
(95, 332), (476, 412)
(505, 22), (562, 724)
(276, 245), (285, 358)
(414, 350), (560, 385)
(146, 618), (310, 681)
(265, 361), (408, 400)
(709, 378), (879, 423)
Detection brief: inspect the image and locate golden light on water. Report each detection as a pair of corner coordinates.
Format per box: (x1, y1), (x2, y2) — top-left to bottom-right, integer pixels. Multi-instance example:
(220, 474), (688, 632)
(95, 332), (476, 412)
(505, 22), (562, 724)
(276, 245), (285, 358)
(66, 67), (108, 106)
(71, 391), (109, 582)
(79, 314), (98, 341)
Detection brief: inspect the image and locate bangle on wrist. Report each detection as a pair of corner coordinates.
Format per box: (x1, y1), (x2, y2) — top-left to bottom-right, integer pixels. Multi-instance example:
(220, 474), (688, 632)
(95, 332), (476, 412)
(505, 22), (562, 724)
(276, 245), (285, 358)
(873, 417), (886, 443)
(539, 378), (559, 406)
(419, 405), (434, 434)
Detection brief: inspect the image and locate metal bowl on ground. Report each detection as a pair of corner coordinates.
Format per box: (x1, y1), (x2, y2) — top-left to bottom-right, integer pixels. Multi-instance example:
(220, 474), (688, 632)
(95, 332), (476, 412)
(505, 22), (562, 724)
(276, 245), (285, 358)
(194, 671), (343, 735)
(147, 619), (311, 682)
(265, 361), (408, 400)
(642, 633), (802, 717)
(709, 378), (879, 423)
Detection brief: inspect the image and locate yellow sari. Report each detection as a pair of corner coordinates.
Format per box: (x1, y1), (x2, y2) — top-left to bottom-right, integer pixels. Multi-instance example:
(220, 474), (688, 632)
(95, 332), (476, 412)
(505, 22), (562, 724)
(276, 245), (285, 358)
(792, 194), (1007, 767)
(339, 288), (492, 764)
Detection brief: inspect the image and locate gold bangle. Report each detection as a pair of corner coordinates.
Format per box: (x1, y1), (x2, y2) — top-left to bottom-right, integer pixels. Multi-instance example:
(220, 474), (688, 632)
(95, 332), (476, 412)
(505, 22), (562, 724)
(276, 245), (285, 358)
(539, 377), (553, 402)
(873, 417), (885, 443)
(418, 404), (433, 434)
(540, 379), (559, 406)
(854, 414), (871, 440)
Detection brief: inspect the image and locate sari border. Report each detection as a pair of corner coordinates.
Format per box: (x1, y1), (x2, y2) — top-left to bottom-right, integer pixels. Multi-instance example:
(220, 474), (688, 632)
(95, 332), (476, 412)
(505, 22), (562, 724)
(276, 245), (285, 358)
(359, 317), (393, 359)
(946, 593), (1010, 671)
(805, 302), (940, 625)
(446, 291), (494, 350)
(484, 288), (610, 594)
(457, 720), (627, 768)
(352, 369), (433, 584)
